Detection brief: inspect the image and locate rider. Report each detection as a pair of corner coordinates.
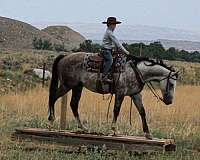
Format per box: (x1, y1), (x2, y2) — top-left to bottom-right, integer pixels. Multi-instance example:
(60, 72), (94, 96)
(102, 17), (130, 83)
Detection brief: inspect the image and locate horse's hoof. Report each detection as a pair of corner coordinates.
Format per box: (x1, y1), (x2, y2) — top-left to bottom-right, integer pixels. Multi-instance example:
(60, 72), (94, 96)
(145, 133), (153, 139)
(47, 122), (53, 131)
(48, 114), (55, 122)
(78, 125), (88, 132)
(47, 126), (52, 131)
(111, 127), (119, 136)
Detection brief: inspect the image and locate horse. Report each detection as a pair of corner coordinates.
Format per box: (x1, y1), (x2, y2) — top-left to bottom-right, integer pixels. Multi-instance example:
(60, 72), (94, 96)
(48, 52), (178, 139)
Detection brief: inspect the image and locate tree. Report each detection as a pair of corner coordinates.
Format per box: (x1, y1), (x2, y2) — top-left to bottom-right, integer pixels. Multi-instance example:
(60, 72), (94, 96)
(54, 43), (65, 52)
(33, 37), (43, 50)
(79, 40), (101, 53)
(32, 37), (52, 50)
(42, 39), (52, 50)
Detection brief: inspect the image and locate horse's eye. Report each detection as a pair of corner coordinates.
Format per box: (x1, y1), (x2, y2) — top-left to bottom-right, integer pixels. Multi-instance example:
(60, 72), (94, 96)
(169, 83), (174, 88)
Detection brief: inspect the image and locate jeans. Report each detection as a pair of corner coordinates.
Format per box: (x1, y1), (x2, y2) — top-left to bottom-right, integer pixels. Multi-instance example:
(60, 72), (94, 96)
(102, 49), (113, 74)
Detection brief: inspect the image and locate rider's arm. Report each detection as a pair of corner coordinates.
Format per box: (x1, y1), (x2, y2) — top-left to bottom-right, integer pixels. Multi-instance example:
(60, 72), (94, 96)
(108, 30), (130, 55)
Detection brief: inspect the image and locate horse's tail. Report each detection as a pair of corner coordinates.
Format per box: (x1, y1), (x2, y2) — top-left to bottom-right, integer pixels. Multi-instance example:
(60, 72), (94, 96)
(48, 54), (65, 111)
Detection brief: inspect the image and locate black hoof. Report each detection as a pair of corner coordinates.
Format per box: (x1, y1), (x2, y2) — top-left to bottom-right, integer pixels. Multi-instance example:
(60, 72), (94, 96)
(48, 114), (55, 121)
(145, 133), (153, 140)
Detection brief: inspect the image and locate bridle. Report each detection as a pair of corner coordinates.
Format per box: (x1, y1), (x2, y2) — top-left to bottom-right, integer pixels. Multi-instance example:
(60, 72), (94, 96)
(131, 61), (178, 103)
(146, 71), (178, 103)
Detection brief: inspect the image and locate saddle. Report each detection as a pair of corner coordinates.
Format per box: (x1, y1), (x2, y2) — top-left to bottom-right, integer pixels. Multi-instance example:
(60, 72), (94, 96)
(83, 52), (126, 73)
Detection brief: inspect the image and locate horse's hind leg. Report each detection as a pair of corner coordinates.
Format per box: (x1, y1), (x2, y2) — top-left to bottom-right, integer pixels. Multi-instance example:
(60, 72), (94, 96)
(131, 93), (152, 139)
(70, 83), (87, 131)
(48, 85), (71, 124)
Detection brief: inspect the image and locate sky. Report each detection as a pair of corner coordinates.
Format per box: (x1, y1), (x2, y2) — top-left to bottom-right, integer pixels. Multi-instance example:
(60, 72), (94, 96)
(1, 0), (200, 31)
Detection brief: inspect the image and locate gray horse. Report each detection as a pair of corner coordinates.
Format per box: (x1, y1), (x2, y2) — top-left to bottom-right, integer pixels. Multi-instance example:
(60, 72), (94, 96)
(48, 52), (178, 139)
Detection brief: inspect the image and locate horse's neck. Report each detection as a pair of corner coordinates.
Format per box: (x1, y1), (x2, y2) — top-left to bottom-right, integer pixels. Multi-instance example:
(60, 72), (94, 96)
(137, 61), (170, 82)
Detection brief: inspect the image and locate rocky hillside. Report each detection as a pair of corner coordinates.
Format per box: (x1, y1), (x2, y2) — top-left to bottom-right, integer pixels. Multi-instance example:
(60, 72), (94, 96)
(42, 26), (85, 50)
(0, 17), (85, 50)
(0, 16), (62, 49)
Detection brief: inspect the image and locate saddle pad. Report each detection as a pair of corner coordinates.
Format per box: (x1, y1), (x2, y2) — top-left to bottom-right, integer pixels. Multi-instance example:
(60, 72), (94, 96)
(83, 53), (126, 73)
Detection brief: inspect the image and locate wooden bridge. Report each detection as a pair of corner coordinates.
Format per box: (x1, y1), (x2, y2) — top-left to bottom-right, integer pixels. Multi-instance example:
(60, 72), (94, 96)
(12, 127), (176, 153)
(12, 95), (176, 153)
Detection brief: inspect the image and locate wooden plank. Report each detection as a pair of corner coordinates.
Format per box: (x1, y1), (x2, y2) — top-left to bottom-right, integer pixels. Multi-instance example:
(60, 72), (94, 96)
(60, 94), (68, 129)
(12, 128), (176, 152)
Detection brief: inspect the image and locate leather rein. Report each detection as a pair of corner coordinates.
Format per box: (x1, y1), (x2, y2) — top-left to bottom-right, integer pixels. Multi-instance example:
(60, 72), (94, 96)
(130, 61), (178, 103)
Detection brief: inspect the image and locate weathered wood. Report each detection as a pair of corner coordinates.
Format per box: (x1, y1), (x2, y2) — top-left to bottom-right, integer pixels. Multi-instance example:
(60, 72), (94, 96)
(60, 94), (68, 129)
(12, 128), (176, 152)
(42, 63), (46, 88)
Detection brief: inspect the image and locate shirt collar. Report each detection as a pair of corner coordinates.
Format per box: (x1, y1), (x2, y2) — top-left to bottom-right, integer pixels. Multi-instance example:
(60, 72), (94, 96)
(107, 27), (113, 32)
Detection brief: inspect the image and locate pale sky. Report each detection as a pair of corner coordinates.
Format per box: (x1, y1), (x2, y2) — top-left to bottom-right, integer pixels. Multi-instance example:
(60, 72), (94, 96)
(1, 0), (200, 31)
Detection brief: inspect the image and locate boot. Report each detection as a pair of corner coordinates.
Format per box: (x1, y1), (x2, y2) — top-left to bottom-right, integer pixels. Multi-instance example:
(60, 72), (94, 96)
(102, 74), (112, 83)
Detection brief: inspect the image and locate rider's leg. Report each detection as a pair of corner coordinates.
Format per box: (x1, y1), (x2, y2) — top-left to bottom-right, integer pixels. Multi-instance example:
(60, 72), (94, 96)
(102, 49), (113, 83)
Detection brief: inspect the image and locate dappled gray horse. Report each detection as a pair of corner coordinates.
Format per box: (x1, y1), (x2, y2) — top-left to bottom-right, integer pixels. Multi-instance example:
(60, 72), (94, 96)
(48, 52), (178, 139)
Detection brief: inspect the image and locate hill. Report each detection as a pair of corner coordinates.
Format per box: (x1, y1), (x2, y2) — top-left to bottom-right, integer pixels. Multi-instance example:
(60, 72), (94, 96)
(0, 16), (62, 49)
(42, 26), (85, 51)
(0, 17), (85, 50)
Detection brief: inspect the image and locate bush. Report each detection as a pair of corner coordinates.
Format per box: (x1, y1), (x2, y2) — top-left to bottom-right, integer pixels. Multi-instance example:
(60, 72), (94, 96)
(78, 40), (101, 53)
(32, 37), (52, 50)
(54, 43), (65, 52)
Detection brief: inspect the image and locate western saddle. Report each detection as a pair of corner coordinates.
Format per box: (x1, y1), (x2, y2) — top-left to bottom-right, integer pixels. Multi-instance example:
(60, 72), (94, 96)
(83, 51), (126, 73)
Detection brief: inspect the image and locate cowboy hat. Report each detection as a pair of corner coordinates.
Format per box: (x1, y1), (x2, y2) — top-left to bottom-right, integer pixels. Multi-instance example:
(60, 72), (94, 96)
(102, 17), (121, 24)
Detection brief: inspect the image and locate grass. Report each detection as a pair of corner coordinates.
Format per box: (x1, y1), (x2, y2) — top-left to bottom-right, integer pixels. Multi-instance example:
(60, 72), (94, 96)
(0, 85), (200, 159)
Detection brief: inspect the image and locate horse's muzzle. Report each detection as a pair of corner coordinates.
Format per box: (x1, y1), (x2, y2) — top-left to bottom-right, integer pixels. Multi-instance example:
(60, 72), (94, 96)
(163, 94), (173, 105)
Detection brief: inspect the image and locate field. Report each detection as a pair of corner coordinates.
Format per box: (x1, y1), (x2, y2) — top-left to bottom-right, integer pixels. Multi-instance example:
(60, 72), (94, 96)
(1, 85), (200, 159)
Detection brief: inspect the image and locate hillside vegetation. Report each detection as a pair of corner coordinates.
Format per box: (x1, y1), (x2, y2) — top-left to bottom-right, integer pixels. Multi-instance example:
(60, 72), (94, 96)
(0, 49), (200, 95)
(0, 16), (85, 51)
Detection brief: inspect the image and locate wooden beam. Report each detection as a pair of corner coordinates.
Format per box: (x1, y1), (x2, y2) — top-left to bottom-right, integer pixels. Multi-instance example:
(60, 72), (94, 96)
(60, 94), (68, 129)
(12, 128), (176, 152)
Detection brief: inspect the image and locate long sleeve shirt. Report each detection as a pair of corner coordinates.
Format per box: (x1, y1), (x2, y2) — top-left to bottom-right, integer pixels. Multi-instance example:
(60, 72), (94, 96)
(102, 27), (129, 55)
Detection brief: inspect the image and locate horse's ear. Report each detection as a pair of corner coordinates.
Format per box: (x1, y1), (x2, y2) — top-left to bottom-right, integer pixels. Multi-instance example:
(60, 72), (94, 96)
(160, 59), (164, 65)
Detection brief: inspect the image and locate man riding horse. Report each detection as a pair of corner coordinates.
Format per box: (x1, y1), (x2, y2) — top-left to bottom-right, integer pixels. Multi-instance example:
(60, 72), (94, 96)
(101, 17), (130, 83)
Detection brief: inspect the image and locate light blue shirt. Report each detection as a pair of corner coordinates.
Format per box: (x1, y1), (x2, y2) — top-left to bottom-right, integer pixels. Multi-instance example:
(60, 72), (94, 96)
(102, 27), (129, 55)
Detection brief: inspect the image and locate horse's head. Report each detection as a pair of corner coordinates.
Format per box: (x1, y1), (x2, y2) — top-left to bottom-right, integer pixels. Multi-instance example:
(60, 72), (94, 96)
(132, 57), (179, 105)
(159, 70), (178, 105)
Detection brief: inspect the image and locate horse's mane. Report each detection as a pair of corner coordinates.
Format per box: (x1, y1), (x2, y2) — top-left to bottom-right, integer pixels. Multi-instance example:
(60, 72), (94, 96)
(127, 55), (175, 72)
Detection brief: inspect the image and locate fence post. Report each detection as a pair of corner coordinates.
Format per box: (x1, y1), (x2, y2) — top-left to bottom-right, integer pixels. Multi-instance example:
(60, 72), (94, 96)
(60, 94), (68, 130)
(42, 63), (46, 88)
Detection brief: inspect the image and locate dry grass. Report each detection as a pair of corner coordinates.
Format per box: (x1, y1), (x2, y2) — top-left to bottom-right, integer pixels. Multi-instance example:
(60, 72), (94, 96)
(1, 85), (200, 137)
(1, 85), (200, 159)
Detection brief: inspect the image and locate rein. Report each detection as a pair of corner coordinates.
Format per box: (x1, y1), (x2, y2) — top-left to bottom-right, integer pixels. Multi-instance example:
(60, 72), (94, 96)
(130, 61), (177, 103)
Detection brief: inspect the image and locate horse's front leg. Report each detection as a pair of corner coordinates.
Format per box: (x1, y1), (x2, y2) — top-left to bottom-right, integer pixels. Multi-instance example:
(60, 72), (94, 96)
(70, 84), (87, 131)
(131, 93), (152, 139)
(111, 94), (124, 135)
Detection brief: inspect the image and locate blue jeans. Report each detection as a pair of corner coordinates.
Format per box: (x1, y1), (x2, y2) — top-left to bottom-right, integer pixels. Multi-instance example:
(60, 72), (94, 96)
(102, 49), (113, 74)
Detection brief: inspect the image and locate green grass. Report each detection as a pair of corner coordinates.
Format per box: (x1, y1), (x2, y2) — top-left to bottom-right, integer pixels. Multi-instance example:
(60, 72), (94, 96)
(1, 106), (200, 160)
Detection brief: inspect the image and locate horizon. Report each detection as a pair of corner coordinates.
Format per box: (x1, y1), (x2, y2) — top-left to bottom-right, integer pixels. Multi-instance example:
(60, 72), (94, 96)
(1, 0), (200, 32)
(2, 15), (200, 44)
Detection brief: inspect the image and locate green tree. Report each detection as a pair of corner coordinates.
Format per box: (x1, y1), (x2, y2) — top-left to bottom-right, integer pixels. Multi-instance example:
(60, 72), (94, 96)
(54, 43), (65, 52)
(33, 37), (43, 50)
(42, 39), (52, 50)
(79, 40), (101, 53)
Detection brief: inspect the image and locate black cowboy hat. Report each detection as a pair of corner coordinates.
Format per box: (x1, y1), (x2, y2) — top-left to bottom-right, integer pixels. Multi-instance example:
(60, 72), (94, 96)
(102, 17), (121, 24)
